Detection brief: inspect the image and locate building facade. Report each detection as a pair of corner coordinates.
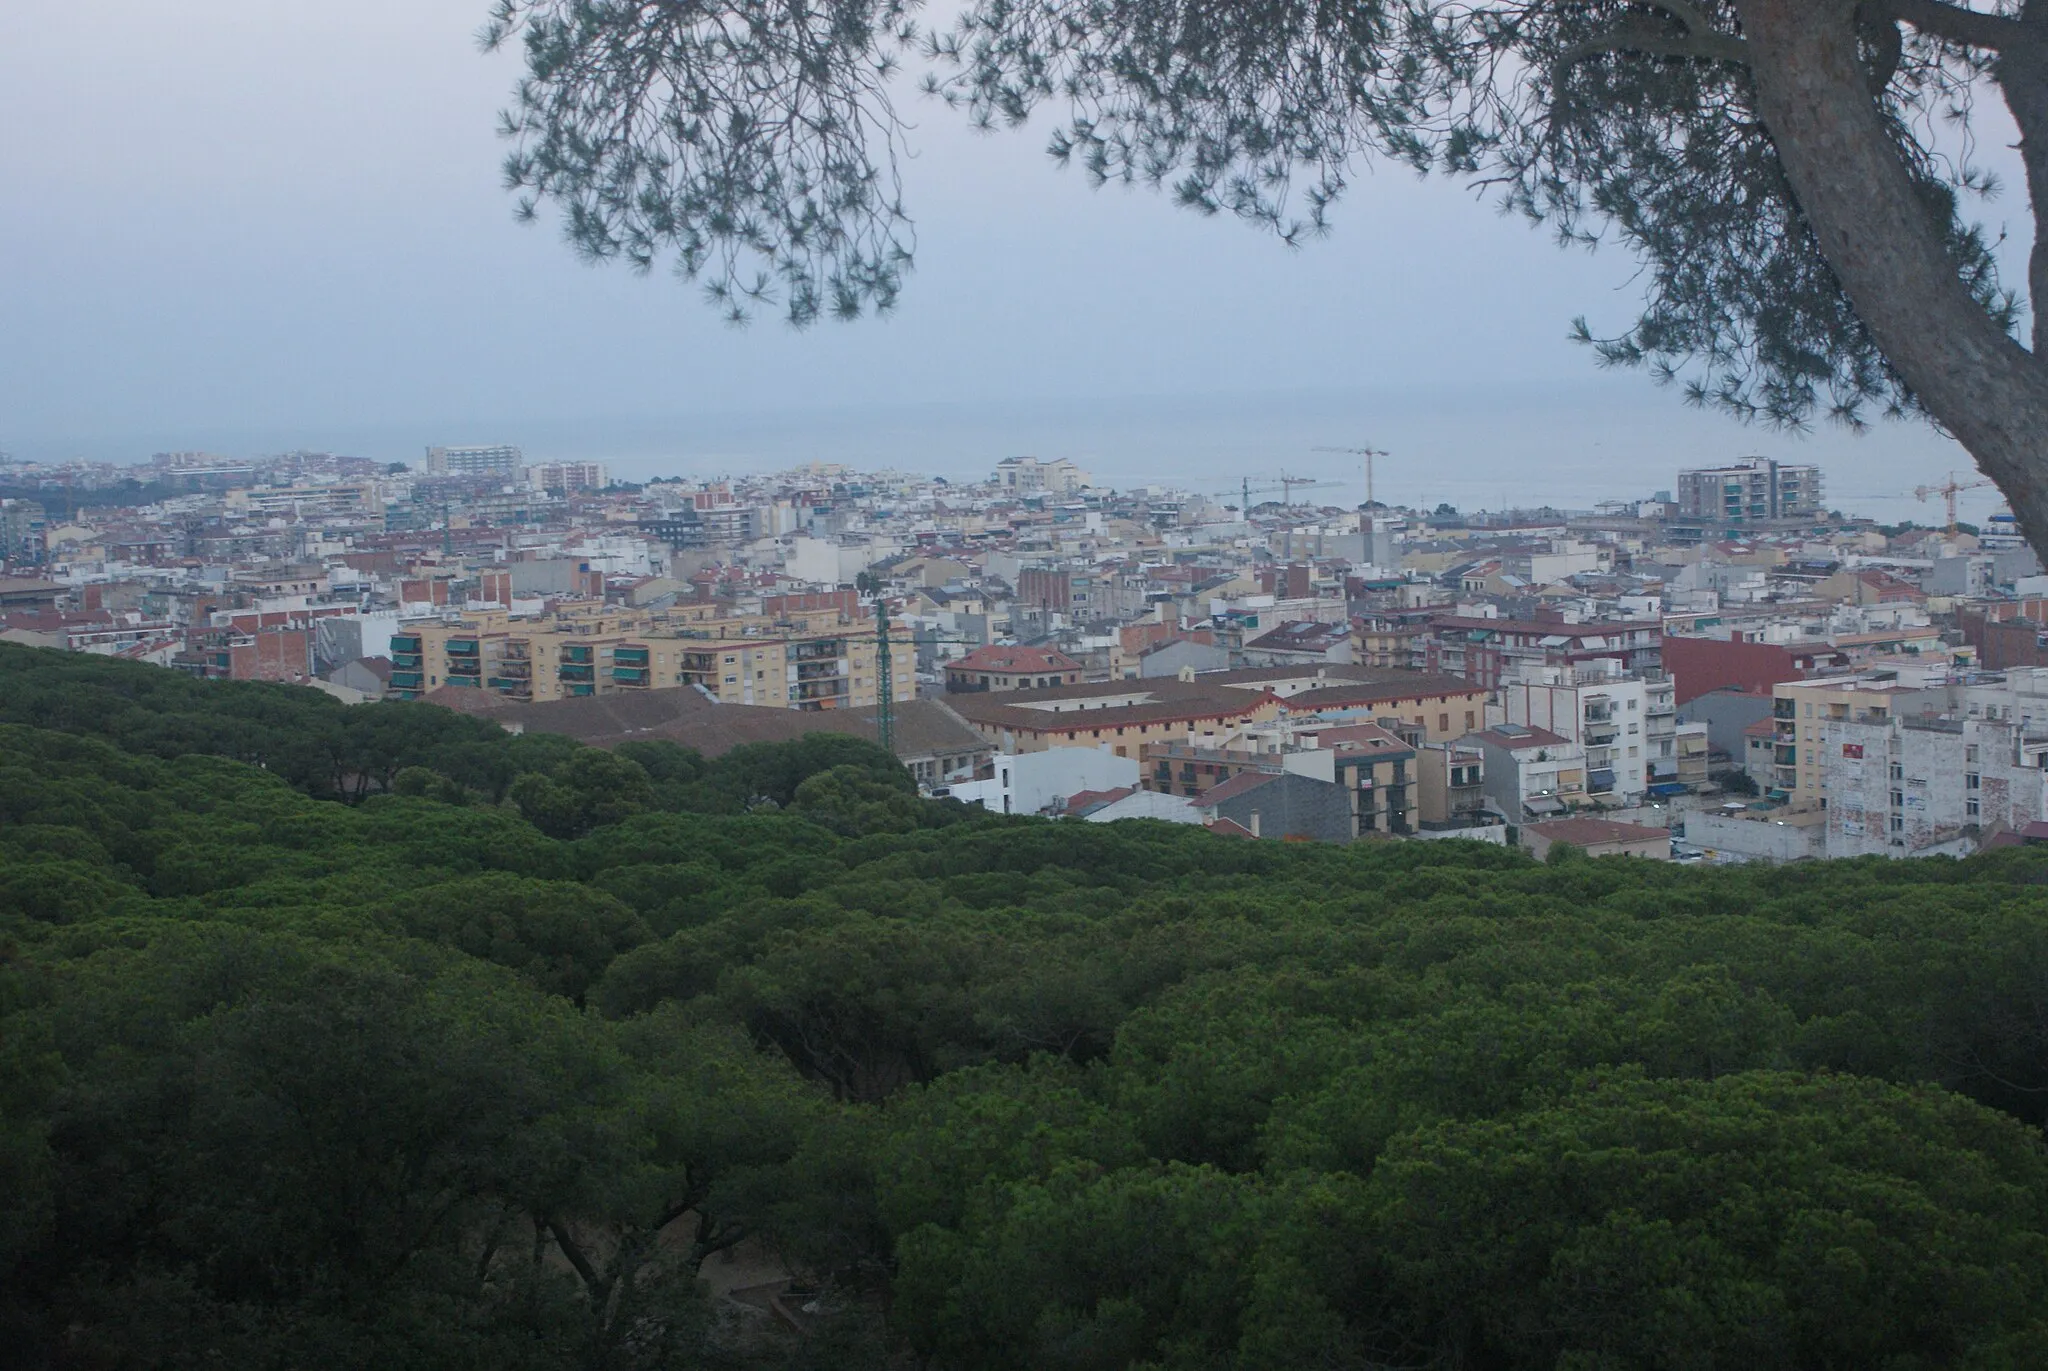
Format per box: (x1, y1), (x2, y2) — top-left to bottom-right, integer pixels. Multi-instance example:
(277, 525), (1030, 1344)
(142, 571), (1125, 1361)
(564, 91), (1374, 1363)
(1676, 458), (1823, 526)
(424, 445), (524, 480)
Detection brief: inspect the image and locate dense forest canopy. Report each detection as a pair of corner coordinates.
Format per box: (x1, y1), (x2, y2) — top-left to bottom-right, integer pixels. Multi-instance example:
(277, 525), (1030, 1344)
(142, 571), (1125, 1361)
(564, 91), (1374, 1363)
(5, 643), (2048, 1366)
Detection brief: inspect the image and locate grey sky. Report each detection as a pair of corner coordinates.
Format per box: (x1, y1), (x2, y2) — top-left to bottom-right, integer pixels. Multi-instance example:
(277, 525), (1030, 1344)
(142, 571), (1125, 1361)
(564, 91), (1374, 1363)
(0, 1), (2031, 520)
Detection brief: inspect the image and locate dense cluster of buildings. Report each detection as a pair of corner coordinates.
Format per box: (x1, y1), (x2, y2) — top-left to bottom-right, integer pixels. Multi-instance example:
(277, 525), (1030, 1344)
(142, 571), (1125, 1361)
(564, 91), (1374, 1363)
(7, 443), (2048, 863)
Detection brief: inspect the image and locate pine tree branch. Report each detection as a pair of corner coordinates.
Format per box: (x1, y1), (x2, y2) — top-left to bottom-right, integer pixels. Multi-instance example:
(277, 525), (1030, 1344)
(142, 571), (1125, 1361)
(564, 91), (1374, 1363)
(1873, 0), (2029, 51)
(1558, 17), (1751, 69)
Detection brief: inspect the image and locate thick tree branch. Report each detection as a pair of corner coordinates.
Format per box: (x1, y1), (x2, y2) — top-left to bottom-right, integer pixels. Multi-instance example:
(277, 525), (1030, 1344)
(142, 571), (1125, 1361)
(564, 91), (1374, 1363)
(1993, 45), (2048, 353)
(544, 1216), (603, 1294)
(1735, 0), (2048, 554)
(1872, 0), (2029, 50)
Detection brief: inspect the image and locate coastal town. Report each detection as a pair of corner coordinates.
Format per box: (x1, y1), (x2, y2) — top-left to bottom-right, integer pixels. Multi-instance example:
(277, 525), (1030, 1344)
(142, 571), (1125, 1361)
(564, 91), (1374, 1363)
(5, 445), (2045, 864)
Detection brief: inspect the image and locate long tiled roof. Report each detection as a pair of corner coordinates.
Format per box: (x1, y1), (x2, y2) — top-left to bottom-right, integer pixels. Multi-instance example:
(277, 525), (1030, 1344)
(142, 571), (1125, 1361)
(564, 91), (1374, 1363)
(423, 686), (983, 760)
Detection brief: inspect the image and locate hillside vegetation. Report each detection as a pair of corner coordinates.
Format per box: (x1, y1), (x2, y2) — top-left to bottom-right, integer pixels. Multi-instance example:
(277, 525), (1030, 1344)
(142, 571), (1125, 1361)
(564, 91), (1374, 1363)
(4, 645), (2048, 1368)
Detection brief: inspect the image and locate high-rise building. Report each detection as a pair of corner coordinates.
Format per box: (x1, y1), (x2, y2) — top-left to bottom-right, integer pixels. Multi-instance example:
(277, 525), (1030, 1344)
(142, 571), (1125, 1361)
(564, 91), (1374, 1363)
(529, 461), (610, 494)
(1675, 458), (1824, 526)
(423, 445), (523, 480)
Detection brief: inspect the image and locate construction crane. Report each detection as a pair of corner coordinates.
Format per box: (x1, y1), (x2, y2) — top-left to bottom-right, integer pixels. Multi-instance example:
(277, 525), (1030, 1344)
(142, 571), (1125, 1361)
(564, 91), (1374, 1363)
(872, 597), (977, 757)
(1915, 471), (1995, 533)
(1313, 443), (1391, 508)
(1222, 472), (1343, 510)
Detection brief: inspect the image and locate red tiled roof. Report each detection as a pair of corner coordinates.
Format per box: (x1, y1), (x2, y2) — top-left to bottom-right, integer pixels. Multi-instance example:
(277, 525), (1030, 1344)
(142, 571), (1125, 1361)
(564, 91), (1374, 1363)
(1523, 817), (1667, 847)
(1200, 770), (1281, 805)
(948, 644), (1082, 675)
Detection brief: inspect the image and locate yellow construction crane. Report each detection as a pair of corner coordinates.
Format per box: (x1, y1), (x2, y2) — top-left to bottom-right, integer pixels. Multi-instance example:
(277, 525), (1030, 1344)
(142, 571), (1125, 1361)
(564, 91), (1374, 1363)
(1313, 444), (1391, 507)
(1222, 472), (1344, 509)
(1914, 471), (1994, 533)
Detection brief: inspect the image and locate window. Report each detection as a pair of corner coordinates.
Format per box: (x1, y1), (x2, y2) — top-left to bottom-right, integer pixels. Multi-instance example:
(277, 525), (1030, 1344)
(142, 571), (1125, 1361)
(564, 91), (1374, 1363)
(1966, 744), (1980, 764)
(1628, 699), (1638, 710)
(1890, 763), (1903, 781)
(1465, 710), (1476, 729)
(1967, 773), (1981, 790)
(1891, 814), (1905, 832)
(1438, 713), (1450, 732)
(1968, 799), (1981, 819)
(1890, 789), (1904, 809)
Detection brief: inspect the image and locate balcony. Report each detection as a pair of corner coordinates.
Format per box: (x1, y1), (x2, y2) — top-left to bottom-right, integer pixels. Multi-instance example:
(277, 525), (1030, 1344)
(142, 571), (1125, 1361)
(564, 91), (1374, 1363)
(493, 659), (531, 678)
(389, 671), (423, 690)
(446, 639), (479, 657)
(391, 652), (423, 671)
(566, 683), (595, 697)
(612, 646), (649, 667)
(390, 635), (421, 653)
(487, 676), (532, 696)
(796, 658), (845, 680)
(611, 666), (648, 685)
(1774, 699), (1797, 720)
(1775, 744), (1797, 765)
(561, 645), (594, 664)
(1588, 768), (1617, 794)
(560, 664), (596, 684)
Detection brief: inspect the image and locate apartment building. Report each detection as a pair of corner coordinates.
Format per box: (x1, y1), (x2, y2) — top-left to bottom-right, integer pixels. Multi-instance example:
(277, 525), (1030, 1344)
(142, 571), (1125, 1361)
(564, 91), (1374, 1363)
(1415, 739), (1491, 828)
(424, 445), (523, 479)
(1820, 713), (2048, 857)
(1321, 723), (1422, 837)
(1421, 615), (1661, 691)
(528, 461), (610, 494)
(1767, 676), (1943, 807)
(1503, 666), (1651, 808)
(1466, 723), (1589, 820)
(1676, 458), (1824, 526)
(994, 457), (1089, 496)
(389, 602), (915, 711)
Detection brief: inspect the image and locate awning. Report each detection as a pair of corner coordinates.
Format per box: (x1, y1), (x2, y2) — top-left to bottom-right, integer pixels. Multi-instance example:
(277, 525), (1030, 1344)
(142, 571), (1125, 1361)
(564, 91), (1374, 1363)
(1648, 782), (1688, 797)
(1524, 796), (1566, 815)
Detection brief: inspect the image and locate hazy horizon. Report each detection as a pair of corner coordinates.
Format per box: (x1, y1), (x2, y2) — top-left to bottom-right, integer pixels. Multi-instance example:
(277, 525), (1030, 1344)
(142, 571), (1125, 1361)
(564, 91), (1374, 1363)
(3, 0), (2028, 527)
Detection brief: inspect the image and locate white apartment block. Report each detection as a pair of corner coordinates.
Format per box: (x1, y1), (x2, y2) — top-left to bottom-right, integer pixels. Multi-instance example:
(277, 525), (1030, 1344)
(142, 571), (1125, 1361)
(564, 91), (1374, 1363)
(1502, 664), (1651, 807)
(994, 457), (1090, 496)
(424, 445), (523, 479)
(1820, 714), (2048, 858)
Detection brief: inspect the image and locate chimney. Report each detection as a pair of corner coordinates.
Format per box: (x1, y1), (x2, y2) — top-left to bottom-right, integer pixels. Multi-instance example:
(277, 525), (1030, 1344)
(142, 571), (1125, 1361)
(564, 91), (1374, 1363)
(1249, 810), (1262, 838)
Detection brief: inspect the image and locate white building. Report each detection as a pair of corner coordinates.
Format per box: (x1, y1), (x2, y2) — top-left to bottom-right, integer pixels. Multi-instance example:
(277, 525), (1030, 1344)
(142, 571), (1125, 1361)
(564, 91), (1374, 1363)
(1820, 713), (2048, 858)
(994, 457), (1090, 496)
(423, 445), (523, 479)
(1502, 663), (1651, 808)
(949, 747), (1138, 817)
(1466, 723), (1589, 821)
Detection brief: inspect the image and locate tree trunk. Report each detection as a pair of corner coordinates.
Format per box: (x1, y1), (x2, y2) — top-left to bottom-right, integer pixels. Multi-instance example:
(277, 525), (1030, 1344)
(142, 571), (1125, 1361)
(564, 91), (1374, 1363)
(1734, 0), (2048, 555)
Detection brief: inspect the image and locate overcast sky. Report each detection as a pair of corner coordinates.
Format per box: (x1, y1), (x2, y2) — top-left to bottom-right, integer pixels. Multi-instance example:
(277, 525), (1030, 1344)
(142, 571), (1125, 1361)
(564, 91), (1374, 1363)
(0, 1), (2031, 519)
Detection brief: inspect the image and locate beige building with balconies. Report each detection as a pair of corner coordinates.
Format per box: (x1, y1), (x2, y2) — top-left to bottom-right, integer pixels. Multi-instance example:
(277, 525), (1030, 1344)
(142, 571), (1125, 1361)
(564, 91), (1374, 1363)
(386, 601), (914, 711)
